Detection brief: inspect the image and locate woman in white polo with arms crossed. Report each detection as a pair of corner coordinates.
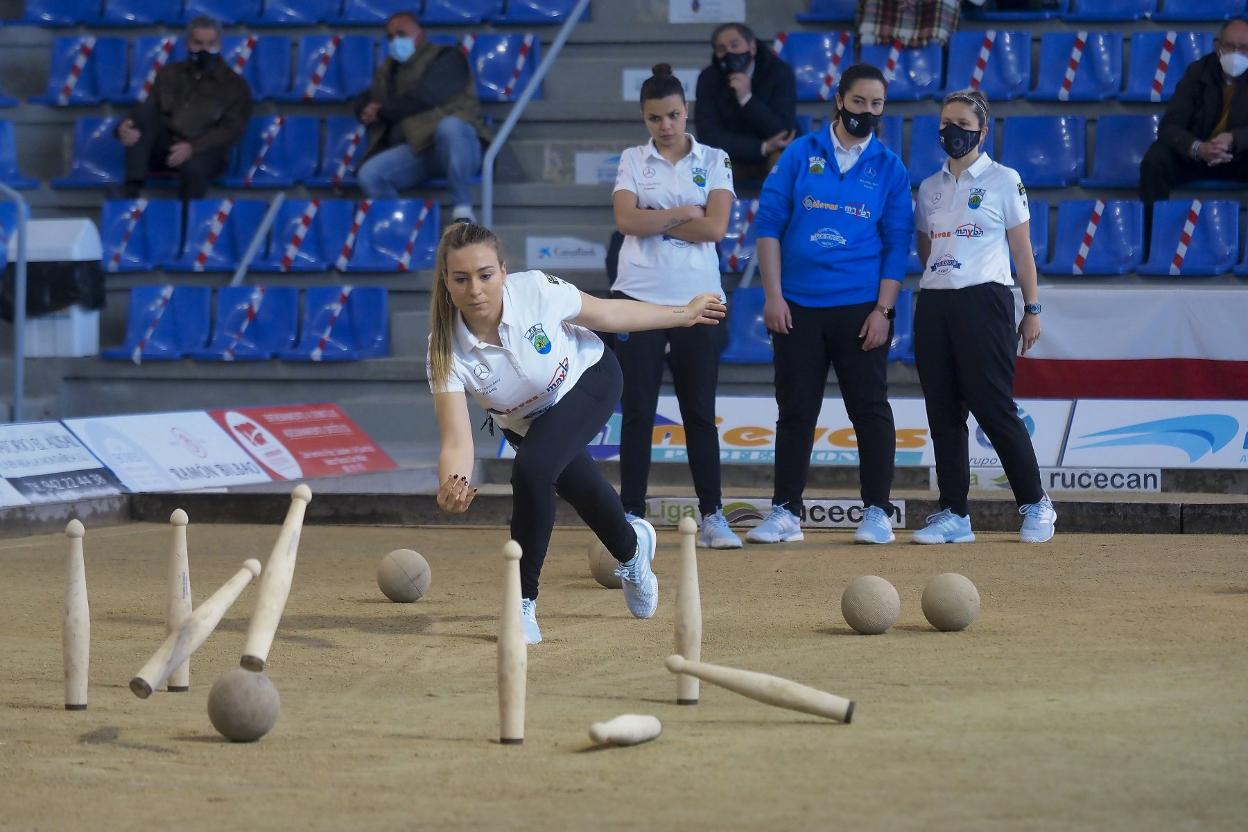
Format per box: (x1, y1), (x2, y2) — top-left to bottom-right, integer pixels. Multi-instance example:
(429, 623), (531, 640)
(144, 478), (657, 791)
(912, 89), (1056, 544)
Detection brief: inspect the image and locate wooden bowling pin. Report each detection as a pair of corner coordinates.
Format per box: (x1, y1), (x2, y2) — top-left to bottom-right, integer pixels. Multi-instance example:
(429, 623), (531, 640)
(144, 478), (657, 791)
(497, 540), (526, 745)
(131, 559), (262, 699)
(664, 655), (855, 723)
(63, 520), (89, 711)
(673, 516), (702, 705)
(589, 714), (662, 747)
(167, 509), (192, 692)
(241, 484), (311, 672)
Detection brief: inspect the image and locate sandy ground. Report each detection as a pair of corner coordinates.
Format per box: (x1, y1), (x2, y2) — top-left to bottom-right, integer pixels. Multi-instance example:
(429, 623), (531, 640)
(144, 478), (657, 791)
(0, 522), (1245, 831)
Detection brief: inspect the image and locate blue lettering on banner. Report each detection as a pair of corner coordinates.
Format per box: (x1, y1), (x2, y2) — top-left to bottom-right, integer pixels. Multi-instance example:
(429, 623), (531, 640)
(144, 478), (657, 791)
(810, 227), (847, 249)
(1075, 415), (1239, 463)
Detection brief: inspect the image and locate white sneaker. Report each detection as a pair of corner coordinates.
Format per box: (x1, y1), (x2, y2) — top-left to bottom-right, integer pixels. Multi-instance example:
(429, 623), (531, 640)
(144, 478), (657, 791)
(698, 509), (743, 549)
(853, 506), (896, 544)
(520, 598), (541, 644)
(1019, 495), (1057, 543)
(616, 517), (658, 619)
(745, 505), (804, 543)
(912, 509), (976, 545)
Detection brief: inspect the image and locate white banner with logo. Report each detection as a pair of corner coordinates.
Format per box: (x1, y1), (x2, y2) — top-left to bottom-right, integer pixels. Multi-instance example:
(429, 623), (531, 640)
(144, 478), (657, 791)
(1061, 400), (1248, 469)
(940, 467), (1162, 493)
(622, 68), (700, 101)
(0, 421), (123, 504)
(645, 497), (905, 529)
(64, 412), (271, 492)
(574, 152), (622, 186)
(525, 236), (607, 270)
(966, 400), (1072, 467)
(668, 0), (746, 23)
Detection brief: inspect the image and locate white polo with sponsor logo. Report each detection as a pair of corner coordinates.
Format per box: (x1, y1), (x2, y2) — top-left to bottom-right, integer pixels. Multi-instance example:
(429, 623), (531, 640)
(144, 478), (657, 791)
(915, 153), (1029, 290)
(427, 270), (604, 437)
(613, 134), (734, 305)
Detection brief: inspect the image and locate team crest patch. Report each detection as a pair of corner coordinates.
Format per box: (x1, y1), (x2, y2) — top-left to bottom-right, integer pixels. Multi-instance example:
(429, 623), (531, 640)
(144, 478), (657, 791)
(808, 156), (827, 174)
(1016, 182), (1027, 197)
(723, 157), (732, 168)
(524, 324), (552, 355)
(968, 188), (986, 209)
(692, 167), (707, 187)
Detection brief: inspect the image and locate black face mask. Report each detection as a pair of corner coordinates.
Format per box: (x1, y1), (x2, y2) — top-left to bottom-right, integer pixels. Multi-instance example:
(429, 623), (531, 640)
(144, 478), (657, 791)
(189, 50), (220, 73)
(839, 108), (878, 138)
(718, 50), (752, 76)
(939, 123), (982, 159)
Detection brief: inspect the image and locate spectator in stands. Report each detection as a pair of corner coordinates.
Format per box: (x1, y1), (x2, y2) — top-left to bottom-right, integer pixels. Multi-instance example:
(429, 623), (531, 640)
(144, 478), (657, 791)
(912, 89), (1056, 546)
(427, 223), (725, 643)
(1140, 18), (1248, 225)
(612, 64), (740, 550)
(750, 64), (912, 547)
(694, 23), (797, 181)
(354, 11), (491, 223)
(115, 16), (251, 201)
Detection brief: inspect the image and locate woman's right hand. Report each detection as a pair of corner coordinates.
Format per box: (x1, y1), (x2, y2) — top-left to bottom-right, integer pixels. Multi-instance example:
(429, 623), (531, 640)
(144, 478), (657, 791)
(437, 474), (477, 514)
(763, 295), (793, 335)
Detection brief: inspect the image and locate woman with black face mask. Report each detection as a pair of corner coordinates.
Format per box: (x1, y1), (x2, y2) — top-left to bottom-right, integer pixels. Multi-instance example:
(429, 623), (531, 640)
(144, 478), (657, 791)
(750, 63), (913, 547)
(911, 89), (1057, 546)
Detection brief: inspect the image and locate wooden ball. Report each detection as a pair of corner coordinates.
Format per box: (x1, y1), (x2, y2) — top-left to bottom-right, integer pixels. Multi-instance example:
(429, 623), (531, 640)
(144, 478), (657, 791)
(377, 549), (431, 603)
(587, 540), (622, 589)
(841, 575), (900, 635)
(922, 573), (980, 632)
(207, 668), (280, 742)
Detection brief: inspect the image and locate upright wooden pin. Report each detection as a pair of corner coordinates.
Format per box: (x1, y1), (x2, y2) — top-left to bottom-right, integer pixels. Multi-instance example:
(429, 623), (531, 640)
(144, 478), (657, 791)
(497, 540), (526, 745)
(63, 519), (89, 711)
(674, 516), (702, 704)
(664, 655), (855, 723)
(167, 509), (192, 692)
(241, 484), (312, 672)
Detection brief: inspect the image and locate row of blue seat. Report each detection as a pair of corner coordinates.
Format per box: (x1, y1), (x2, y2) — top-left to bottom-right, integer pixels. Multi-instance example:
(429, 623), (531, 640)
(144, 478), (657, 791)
(13, 0), (578, 27)
(800, 0), (1244, 23)
(722, 197), (1248, 278)
(6, 32), (539, 106)
(107, 284), (389, 361)
(99, 198), (441, 273)
(775, 30), (1219, 103)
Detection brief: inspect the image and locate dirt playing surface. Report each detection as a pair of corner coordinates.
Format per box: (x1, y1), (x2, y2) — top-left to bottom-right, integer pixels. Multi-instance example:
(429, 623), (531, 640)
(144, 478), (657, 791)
(1, 522), (1245, 831)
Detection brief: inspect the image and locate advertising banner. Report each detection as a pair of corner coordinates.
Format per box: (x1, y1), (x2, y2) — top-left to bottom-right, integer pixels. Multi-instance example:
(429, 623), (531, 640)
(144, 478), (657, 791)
(668, 0), (746, 23)
(1061, 400), (1248, 469)
(942, 467), (1162, 493)
(574, 152), (622, 186)
(524, 236), (607, 270)
(622, 67), (700, 101)
(644, 497), (905, 529)
(209, 404), (396, 480)
(0, 421), (123, 504)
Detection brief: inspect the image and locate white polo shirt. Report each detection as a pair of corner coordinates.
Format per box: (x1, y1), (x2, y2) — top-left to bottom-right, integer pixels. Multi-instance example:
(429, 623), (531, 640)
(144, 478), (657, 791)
(427, 270), (604, 437)
(830, 123), (871, 174)
(613, 134), (734, 305)
(914, 153), (1029, 290)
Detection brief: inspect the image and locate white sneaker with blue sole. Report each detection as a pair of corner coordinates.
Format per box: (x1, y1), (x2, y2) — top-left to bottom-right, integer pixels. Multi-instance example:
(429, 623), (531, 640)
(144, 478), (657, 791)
(699, 509), (743, 549)
(853, 505), (896, 544)
(745, 505), (804, 544)
(912, 509), (976, 544)
(1019, 495), (1057, 543)
(617, 517), (658, 618)
(520, 597), (541, 645)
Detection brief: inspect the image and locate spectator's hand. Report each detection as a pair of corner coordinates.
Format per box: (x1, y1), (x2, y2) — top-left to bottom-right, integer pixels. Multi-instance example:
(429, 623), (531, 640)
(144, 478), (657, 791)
(859, 309), (891, 352)
(1196, 141), (1234, 166)
(1018, 313), (1041, 355)
(437, 474), (476, 513)
(166, 141), (193, 168)
(679, 293), (727, 327)
(727, 72), (752, 103)
(763, 294), (793, 335)
(360, 101), (382, 126)
(1211, 132), (1234, 151)
(763, 129), (796, 156)
(117, 119), (141, 147)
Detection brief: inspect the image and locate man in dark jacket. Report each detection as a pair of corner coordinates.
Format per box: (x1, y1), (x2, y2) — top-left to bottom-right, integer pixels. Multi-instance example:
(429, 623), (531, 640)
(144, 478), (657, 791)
(116, 16), (251, 201)
(694, 23), (797, 183)
(1140, 18), (1248, 222)
(353, 11), (491, 223)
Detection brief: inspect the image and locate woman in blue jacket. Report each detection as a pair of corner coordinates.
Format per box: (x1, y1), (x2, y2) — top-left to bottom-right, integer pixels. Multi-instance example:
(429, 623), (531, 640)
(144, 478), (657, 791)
(749, 63), (913, 546)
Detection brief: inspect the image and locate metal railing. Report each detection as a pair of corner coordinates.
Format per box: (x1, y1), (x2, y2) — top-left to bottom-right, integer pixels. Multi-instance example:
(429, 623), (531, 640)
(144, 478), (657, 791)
(481, 0), (592, 228)
(0, 182), (28, 423)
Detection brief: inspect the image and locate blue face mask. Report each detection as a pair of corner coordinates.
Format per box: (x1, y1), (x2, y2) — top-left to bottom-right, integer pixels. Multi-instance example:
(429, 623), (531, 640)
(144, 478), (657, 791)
(389, 36), (416, 63)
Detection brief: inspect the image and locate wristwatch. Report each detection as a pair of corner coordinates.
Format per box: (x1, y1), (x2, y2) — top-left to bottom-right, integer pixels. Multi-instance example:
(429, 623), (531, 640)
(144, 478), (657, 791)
(1024, 302), (1042, 315)
(874, 304), (895, 320)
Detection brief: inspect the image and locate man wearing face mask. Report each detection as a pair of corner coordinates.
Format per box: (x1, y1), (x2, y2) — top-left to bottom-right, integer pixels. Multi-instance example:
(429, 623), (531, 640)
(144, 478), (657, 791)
(353, 11), (491, 223)
(1140, 18), (1248, 228)
(115, 16), (251, 202)
(694, 23), (797, 181)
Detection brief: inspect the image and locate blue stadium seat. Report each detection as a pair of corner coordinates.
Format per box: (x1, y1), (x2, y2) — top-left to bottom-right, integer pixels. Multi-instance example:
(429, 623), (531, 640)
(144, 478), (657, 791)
(102, 286), (212, 361)
(1000, 116), (1086, 187)
(279, 35), (375, 103)
(113, 36), (186, 104)
(496, 0), (588, 24)
(1139, 199), (1239, 276)
(859, 43), (943, 101)
(222, 34), (292, 101)
(193, 286), (300, 361)
(21, 0), (102, 25)
(308, 116), (369, 188)
(164, 199), (269, 272)
(52, 117), (124, 188)
(796, 0), (857, 22)
(720, 287), (772, 364)
(221, 115), (319, 188)
(877, 114), (903, 159)
(908, 115), (994, 186)
(1024, 199), (1049, 268)
(100, 0), (182, 25)
(719, 198), (759, 274)
(1063, 0), (1155, 20)
(279, 286), (390, 362)
(100, 199), (182, 273)
(1237, 250), (1248, 276)
(30, 36), (128, 106)
(943, 30), (1030, 101)
(1121, 32), (1213, 102)
(471, 34), (543, 102)
(906, 230), (922, 274)
(179, 0), (264, 25)
(253, 199), (356, 273)
(0, 121), (38, 189)
(421, 0), (504, 24)
(1028, 32), (1123, 101)
(336, 0), (412, 24)
(256, 0), (341, 25)
(1042, 199), (1143, 275)
(340, 199), (441, 272)
(0, 204), (16, 271)
(773, 32), (856, 102)
(1154, 0), (1245, 21)
(888, 289), (914, 365)
(1080, 114), (1160, 187)
(965, 0), (1068, 20)
(0, 91), (16, 108)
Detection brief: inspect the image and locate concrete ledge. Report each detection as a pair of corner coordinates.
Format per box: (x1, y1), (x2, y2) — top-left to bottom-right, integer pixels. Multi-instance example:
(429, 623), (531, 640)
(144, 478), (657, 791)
(1182, 503), (1248, 535)
(0, 496), (132, 539)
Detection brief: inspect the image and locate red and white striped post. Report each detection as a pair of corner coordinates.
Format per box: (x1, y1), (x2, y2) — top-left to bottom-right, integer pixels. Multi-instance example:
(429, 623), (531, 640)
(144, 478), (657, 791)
(1151, 32), (1176, 103)
(302, 34), (342, 101)
(396, 200), (434, 272)
(331, 125), (366, 187)
(817, 32), (851, 101)
(57, 36), (97, 105)
(500, 34), (535, 99)
(1169, 199), (1202, 276)
(242, 116), (285, 187)
(727, 200), (758, 272)
(278, 199), (321, 272)
(1072, 199), (1105, 276)
(137, 38), (176, 104)
(309, 287), (354, 362)
(970, 30), (997, 90)
(107, 199), (148, 273)
(222, 287), (265, 362)
(883, 38), (903, 84)
(335, 200), (373, 271)
(1058, 31), (1087, 102)
(192, 199), (236, 273)
(132, 285), (175, 365)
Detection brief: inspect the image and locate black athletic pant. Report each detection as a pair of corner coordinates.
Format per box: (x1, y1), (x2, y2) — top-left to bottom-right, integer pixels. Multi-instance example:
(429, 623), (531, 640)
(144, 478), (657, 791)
(124, 108), (231, 202)
(503, 351), (637, 601)
(1139, 141), (1248, 232)
(613, 291), (723, 518)
(771, 299), (896, 513)
(914, 282), (1044, 516)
